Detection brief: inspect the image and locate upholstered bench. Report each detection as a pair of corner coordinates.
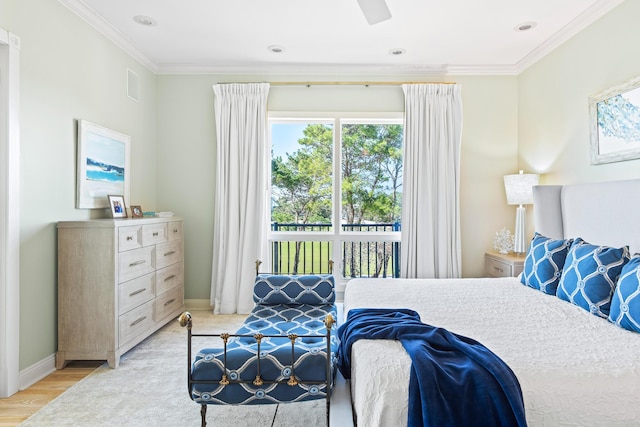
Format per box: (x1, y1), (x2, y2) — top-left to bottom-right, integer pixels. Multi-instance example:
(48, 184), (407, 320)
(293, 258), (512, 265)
(180, 274), (338, 426)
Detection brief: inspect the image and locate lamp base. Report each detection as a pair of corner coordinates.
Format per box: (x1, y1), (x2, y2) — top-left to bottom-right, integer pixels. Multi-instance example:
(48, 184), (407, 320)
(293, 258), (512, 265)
(513, 205), (527, 254)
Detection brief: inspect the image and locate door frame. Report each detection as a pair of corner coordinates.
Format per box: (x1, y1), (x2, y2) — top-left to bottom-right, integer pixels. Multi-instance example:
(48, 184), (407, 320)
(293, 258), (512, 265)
(0, 27), (20, 398)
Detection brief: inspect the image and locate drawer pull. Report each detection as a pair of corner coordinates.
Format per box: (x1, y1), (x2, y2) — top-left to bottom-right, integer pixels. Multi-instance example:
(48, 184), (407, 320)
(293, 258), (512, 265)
(130, 316), (147, 327)
(129, 288), (146, 297)
(153, 232), (159, 237)
(129, 260), (146, 267)
(164, 274), (176, 282)
(126, 236), (133, 241)
(164, 298), (176, 307)
(173, 228), (178, 233)
(493, 266), (504, 273)
(164, 251), (176, 257)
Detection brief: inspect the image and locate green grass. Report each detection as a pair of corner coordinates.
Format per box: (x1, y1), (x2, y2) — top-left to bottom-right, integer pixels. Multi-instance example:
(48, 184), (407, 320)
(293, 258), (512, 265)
(271, 240), (398, 277)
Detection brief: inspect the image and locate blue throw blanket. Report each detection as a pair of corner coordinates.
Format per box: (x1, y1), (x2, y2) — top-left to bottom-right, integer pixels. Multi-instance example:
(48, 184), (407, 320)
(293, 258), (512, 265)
(337, 308), (527, 427)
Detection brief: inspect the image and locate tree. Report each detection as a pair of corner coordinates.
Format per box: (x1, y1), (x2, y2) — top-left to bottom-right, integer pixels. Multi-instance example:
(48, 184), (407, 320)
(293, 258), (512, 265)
(271, 124), (333, 273)
(341, 124), (402, 224)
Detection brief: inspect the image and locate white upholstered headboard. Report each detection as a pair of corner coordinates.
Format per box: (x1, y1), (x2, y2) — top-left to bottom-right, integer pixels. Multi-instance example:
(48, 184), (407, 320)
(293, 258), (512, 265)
(533, 179), (640, 255)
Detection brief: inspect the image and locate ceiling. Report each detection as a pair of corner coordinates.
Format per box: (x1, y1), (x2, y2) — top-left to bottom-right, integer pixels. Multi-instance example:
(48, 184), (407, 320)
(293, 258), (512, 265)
(60, 0), (623, 75)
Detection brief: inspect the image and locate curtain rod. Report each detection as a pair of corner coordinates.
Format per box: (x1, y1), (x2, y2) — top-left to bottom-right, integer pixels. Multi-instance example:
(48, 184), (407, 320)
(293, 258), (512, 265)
(215, 81), (455, 87)
(269, 81), (456, 87)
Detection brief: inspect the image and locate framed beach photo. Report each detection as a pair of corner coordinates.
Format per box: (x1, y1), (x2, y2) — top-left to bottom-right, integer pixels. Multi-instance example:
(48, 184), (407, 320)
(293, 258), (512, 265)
(108, 195), (127, 218)
(76, 120), (130, 208)
(130, 205), (143, 218)
(590, 75), (640, 165)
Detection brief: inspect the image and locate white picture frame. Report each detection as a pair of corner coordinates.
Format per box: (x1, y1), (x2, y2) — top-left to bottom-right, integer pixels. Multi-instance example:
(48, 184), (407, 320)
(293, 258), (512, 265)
(107, 195), (127, 219)
(77, 120), (130, 209)
(590, 75), (640, 165)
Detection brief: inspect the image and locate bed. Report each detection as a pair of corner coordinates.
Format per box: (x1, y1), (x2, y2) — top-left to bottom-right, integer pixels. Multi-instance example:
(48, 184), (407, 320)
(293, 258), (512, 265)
(342, 178), (640, 426)
(181, 273), (338, 426)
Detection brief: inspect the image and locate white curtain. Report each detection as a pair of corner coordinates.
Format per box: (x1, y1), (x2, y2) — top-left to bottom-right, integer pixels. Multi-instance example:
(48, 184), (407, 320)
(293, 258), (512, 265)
(400, 84), (463, 278)
(210, 83), (270, 314)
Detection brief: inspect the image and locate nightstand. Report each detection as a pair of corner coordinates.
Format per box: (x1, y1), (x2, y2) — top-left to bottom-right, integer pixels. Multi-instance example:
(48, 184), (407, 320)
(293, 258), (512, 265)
(484, 251), (525, 278)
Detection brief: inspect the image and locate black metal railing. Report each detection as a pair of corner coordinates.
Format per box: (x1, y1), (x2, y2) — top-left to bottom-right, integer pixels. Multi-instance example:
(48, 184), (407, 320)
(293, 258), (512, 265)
(270, 222), (401, 278)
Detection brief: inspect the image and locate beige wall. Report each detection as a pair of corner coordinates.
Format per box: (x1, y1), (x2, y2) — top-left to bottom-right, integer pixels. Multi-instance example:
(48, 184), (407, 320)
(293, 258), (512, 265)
(518, 0), (640, 185)
(1, 0), (158, 369)
(156, 74), (518, 300)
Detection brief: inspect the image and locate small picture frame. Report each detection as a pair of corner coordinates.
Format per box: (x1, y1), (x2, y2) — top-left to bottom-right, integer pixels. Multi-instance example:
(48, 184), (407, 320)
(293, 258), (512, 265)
(108, 195), (127, 219)
(131, 205), (143, 218)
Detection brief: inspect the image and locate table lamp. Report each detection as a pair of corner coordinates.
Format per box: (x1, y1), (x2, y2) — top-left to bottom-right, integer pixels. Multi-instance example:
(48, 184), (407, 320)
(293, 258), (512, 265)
(503, 170), (539, 254)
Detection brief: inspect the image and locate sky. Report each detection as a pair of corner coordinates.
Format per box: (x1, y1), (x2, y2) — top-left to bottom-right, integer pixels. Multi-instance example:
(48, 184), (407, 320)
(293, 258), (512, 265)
(270, 122), (307, 159)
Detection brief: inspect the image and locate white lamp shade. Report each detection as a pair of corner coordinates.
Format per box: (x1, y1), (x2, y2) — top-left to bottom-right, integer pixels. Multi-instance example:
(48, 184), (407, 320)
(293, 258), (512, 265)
(504, 173), (539, 205)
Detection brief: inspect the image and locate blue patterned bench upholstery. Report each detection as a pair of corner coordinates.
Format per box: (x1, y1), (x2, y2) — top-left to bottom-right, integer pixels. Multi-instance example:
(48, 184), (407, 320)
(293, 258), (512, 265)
(253, 274), (336, 305)
(184, 274), (338, 420)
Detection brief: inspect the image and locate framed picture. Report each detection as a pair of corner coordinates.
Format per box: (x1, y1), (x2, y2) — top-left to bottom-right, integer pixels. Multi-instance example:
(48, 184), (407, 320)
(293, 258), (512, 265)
(131, 205), (143, 218)
(590, 75), (640, 164)
(108, 195), (127, 218)
(77, 120), (130, 208)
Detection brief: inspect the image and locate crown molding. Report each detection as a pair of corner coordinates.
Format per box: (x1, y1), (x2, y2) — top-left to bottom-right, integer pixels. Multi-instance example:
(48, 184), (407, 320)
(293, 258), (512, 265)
(57, 0), (157, 73)
(155, 63), (451, 76)
(515, 0), (624, 73)
(445, 64), (519, 76)
(156, 63), (520, 77)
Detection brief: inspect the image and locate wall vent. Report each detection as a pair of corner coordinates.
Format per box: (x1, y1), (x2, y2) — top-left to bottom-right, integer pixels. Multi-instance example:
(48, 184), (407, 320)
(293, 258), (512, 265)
(127, 68), (140, 102)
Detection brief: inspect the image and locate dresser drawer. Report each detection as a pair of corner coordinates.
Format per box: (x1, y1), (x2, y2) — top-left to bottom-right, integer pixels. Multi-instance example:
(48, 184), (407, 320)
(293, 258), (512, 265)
(155, 239), (183, 269)
(119, 246), (155, 283)
(156, 262), (183, 295)
(119, 300), (154, 345)
(119, 272), (155, 314)
(154, 287), (183, 322)
(485, 257), (514, 278)
(168, 221), (183, 241)
(119, 226), (143, 252)
(142, 223), (168, 246)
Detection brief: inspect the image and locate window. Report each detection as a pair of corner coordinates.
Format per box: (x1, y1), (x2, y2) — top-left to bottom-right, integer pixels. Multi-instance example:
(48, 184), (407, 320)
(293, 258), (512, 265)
(269, 114), (403, 280)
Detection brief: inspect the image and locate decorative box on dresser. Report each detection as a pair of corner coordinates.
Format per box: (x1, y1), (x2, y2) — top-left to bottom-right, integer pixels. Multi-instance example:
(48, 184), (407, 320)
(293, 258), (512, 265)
(484, 251), (525, 278)
(56, 217), (184, 369)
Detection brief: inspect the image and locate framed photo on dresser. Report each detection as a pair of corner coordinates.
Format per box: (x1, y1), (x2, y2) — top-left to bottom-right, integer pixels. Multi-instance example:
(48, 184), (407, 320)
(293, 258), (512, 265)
(130, 205), (143, 218)
(108, 195), (127, 218)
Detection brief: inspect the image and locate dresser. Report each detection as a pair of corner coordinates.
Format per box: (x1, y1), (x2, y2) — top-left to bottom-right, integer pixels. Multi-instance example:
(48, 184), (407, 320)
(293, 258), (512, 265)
(484, 251), (525, 278)
(56, 217), (184, 368)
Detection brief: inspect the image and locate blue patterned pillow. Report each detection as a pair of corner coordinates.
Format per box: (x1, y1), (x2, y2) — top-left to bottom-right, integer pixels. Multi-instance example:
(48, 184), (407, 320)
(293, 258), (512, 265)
(520, 232), (573, 294)
(253, 274), (335, 305)
(609, 256), (640, 332)
(556, 238), (630, 318)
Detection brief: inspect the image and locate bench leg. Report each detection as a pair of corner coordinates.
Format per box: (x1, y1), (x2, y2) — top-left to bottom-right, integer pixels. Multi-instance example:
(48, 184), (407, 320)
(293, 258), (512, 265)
(200, 404), (207, 427)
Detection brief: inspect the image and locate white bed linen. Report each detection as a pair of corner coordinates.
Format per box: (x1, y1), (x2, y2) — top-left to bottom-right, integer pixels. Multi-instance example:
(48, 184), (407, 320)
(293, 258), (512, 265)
(344, 277), (640, 427)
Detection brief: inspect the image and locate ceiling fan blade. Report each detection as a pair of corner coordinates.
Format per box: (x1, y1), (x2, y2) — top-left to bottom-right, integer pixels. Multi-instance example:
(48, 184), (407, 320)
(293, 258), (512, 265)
(357, 0), (392, 25)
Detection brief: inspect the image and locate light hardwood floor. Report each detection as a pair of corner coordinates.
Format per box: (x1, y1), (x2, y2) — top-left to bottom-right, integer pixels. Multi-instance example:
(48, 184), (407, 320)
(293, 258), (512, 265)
(0, 361), (102, 427)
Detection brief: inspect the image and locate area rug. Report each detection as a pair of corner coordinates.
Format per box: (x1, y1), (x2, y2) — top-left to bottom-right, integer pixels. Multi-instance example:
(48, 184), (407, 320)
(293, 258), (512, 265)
(21, 312), (325, 426)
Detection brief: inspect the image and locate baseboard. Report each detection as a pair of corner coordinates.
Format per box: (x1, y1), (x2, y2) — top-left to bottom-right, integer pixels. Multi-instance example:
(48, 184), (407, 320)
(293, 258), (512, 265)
(184, 298), (211, 311)
(19, 353), (56, 391)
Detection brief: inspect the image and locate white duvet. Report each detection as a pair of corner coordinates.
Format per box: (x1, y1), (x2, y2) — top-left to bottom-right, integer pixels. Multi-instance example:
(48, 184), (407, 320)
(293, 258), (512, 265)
(343, 277), (640, 427)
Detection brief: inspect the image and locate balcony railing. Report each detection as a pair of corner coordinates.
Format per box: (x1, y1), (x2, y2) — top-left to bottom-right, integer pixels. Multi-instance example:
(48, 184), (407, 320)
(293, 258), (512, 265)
(270, 222), (401, 278)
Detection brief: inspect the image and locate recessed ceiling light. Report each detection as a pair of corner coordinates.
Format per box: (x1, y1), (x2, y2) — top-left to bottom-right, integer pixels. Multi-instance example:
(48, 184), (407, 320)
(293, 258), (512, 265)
(268, 45), (286, 54)
(389, 48), (406, 56)
(514, 21), (536, 32)
(133, 15), (157, 26)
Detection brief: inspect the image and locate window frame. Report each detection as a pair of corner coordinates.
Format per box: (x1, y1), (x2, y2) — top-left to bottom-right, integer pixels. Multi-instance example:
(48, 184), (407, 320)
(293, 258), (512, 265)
(268, 111), (403, 288)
